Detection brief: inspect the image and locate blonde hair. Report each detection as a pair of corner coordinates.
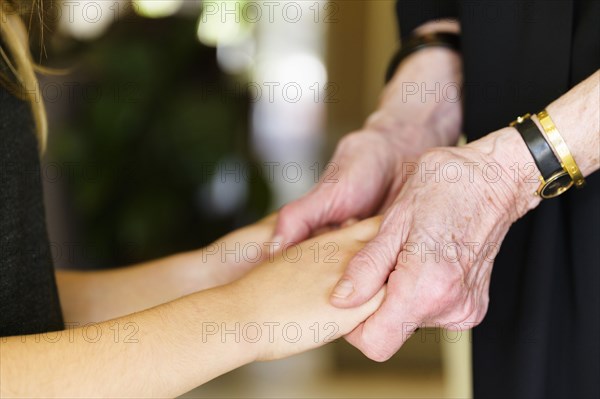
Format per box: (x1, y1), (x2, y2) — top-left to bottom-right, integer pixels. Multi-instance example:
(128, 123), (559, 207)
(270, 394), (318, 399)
(0, 0), (48, 152)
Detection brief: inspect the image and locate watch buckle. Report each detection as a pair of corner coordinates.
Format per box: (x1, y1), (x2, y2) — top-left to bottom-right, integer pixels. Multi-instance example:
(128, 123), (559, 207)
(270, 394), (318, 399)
(510, 113), (532, 127)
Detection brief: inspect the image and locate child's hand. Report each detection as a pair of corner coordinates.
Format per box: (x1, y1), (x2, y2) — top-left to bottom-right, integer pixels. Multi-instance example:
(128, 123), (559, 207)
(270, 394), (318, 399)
(197, 214), (278, 286)
(225, 217), (386, 362)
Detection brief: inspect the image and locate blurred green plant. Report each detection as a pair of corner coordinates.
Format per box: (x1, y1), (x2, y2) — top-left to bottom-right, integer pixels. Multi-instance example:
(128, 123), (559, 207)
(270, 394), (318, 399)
(49, 15), (270, 267)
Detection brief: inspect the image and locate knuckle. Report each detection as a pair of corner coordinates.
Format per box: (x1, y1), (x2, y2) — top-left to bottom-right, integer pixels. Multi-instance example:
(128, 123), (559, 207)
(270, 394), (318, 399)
(368, 349), (395, 363)
(382, 209), (411, 242)
(358, 316), (405, 362)
(361, 339), (396, 363)
(278, 202), (300, 222)
(420, 279), (464, 319)
(351, 242), (394, 277)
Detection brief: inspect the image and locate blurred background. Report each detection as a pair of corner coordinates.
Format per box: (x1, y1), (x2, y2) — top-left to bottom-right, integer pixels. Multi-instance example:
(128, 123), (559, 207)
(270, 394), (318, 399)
(37, 0), (471, 397)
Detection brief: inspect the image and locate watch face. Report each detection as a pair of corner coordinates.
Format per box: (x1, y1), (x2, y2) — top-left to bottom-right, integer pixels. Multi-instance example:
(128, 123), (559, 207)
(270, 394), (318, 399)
(539, 171), (573, 199)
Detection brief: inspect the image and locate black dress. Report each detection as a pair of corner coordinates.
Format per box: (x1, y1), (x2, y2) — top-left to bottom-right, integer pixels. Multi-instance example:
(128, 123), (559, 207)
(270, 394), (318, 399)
(0, 81), (64, 337)
(396, 1), (599, 397)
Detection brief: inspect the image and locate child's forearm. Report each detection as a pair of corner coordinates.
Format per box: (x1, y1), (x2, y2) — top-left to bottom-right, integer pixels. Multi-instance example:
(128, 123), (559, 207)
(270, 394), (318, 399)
(56, 215), (278, 324)
(1, 286), (256, 398)
(55, 251), (219, 325)
(2, 218), (385, 398)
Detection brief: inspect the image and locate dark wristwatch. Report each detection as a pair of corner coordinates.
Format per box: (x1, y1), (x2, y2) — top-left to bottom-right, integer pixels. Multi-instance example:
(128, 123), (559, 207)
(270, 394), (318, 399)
(510, 114), (573, 199)
(385, 32), (461, 83)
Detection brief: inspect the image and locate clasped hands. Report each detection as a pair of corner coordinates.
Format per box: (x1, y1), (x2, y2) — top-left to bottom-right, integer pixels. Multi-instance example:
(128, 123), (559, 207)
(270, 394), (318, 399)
(265, 121), (539, 362)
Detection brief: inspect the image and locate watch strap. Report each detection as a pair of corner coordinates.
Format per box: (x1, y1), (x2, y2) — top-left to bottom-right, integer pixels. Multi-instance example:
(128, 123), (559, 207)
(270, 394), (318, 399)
(385, 32), (461, 83)
(511, 115), (563, 179)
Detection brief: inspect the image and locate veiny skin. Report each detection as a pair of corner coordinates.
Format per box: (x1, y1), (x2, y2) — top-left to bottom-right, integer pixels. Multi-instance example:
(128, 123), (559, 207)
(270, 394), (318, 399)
(335, 128), (541, 361)
(331, 70), (599, 362)
(274, 20), (599, 362)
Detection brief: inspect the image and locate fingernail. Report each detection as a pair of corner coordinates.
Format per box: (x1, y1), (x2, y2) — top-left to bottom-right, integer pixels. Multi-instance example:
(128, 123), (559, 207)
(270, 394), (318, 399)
(332, 279), (354, 299)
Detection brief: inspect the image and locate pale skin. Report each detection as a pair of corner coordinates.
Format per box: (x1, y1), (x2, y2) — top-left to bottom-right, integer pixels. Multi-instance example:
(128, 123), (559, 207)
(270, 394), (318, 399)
(0, 217), (385, 397)
(3, 17), (598, 398)
(55, 215), (281, 324)
(274, 22), (463, 243)
(274, 19), (600, 361)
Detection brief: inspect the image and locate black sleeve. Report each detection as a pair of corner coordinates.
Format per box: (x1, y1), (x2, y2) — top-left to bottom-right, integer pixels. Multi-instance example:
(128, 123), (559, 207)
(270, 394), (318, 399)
(396, 0), (459, 40)
(0, 86), (64, 337)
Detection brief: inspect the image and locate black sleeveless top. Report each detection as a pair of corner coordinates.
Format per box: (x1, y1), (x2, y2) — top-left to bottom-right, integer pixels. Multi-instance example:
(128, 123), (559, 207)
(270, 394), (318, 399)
(396, 1), (599, 398)
(0, 84), (64, 337)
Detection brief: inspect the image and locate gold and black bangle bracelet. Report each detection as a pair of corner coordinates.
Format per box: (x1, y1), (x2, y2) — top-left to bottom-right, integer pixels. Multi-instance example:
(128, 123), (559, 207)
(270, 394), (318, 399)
(510, 114), (573, 199)
(537, 109), (586, 189)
